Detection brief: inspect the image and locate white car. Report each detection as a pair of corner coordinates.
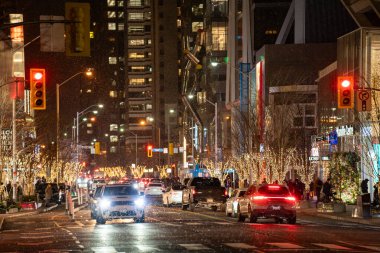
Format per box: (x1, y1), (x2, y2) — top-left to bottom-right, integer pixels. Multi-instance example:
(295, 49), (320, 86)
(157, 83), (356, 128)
(225, 188), (247, 217)
(162, 185), (184, 206)
(96, 184), (145, 224)
(90, 178), (106, 192)
(144, 182), (164, 196)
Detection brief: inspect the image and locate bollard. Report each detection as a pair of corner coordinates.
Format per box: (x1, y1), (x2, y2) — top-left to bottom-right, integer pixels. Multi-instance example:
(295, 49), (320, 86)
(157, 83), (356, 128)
(69, 200), (75, 219)
(65, 190), (69, 214)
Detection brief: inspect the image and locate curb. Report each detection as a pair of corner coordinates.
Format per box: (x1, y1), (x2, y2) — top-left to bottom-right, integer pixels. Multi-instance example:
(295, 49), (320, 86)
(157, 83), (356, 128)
(298, 209), (380, 227)
(73, 203), (88, 213)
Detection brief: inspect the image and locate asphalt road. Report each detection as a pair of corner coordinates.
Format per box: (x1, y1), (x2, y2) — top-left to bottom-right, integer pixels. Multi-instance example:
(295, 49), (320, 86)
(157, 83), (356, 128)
(1, 202), (380, 253)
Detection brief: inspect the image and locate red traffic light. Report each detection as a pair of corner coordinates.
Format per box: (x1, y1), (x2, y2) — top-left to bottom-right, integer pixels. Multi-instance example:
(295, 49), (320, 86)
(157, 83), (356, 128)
(33, 72), (43, 80)
(147, 145), (153, 157)
(147, 145), (153, 150)
(337, 76), (354, 109)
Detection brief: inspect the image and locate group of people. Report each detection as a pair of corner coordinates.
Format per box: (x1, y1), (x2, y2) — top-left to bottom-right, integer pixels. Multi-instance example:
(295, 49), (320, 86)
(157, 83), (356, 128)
(0, 181), (23, 203)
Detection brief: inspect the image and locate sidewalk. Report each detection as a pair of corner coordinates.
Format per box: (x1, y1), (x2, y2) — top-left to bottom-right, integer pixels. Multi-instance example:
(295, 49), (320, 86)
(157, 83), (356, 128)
(0, 203), (59, 231)
(297, 203), (380, 227)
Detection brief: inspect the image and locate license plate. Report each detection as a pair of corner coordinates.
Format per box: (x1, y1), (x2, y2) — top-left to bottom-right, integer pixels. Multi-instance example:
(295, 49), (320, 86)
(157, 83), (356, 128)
(207, 198), (213, 203)
(272, 206), (281, 210)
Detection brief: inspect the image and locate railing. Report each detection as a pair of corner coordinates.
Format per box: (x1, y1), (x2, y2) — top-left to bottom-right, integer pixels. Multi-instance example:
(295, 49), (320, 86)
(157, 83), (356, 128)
(65, 188), (88, 219)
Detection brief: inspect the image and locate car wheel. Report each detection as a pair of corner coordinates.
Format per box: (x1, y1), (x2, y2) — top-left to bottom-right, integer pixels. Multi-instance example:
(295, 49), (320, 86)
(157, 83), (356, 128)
(287, 216), (296, 224)
(248, 206), (257, 223)
(237, 206), (245, 222)
(275, 217), (283, 224)
(182, 203), (188, 210)
(96, 216), (106, 224)
(189, 202), (195, 212)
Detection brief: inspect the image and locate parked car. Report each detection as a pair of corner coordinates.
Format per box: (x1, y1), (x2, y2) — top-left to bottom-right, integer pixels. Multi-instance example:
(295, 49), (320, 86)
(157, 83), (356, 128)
(144, 182), (164, 196)
(182, 177), (227, 212)
(237, 184), (297, 224)
(90, 185), (104, 219)
(225, 188), (247, 217)
(162, 184), (184, 207)
(95, 184), (145, 224)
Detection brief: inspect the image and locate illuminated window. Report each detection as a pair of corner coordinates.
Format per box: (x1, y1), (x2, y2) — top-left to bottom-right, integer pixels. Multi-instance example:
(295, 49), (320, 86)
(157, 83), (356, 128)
(109, 57), (117, 64)
(109, 90), (118, 97)
(110, 124), (118, 131)
(87, 129), (93, 134)
(108, 22), (116, 30)
(118, 23), (124, 30)
(129, 0), (143, 6)
(87, 123), (93, 127)
(118, 0), (124, 7)
(212, 23), (227, 51)
(130, 66), (146, 72)
(108, 11), (116, 18)
(192, 22), (203, 32)
(129, 39), (144, 46)
(107, 0), (116, 6)
(145, 12), (152, 20)
(129, 52), (145, 59)
(128, 13), (144, 20)
(177, 19), (182, 28)
(118, 12), (124, 18)
(129, 78), (145, 86)
(110, 146), (117, 153)
(146, 103), (152, 110)
(128, 25), (144, 33)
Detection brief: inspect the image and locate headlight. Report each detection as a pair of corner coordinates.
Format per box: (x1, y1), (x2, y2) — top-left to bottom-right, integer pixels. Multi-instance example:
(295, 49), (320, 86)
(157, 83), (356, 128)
(133, 183), (138, 189)
(99, 199), (111, 209)
(134, 198), (145, 208)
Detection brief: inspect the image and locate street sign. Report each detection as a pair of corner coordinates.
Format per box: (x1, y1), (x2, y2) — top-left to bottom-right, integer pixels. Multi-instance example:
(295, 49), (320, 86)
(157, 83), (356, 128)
(308, 156), (319, 161)
(357, 89), (371, 112)
(152, 148), (164, 152)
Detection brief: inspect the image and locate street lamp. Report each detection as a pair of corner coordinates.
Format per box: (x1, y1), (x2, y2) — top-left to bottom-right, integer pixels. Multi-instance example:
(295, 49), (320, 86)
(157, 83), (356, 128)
(56, 68), (94, 181)
(75, 103), (104, 173)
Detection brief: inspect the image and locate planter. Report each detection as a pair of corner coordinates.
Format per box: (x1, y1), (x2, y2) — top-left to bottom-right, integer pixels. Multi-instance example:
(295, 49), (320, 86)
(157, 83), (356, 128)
(345, 204), (356, 214)
(333, 202), (346, 213)
(7, 207), (19, 214)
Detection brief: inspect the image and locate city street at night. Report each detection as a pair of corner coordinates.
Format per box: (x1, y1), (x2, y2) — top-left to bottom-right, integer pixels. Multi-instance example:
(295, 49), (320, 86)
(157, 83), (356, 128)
(1, 204), (380, 252)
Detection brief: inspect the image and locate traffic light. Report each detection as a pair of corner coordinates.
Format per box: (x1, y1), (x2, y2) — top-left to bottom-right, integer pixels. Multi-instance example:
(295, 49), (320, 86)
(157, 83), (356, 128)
(337, 76), (354, 109)
(147, 145), (153, 157)
(65, 2), (90, 57)
(94, 142), (100, 155)
(169, 143), (174, 155)
(30, 68), (46, 110)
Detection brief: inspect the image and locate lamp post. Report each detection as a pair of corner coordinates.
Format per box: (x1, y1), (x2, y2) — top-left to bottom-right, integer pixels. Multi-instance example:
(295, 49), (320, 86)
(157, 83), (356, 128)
(205, 99), (218, 168)
(56, 69), (93, 181)
(75, 104), (103, 174)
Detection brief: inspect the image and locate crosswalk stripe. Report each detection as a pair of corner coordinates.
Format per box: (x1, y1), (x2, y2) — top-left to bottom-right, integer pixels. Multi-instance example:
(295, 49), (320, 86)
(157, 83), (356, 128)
(136, 245), (162, 251)
(213, 222), (232, 225)
(313, 243), (352, 250)
(267, 243), (304, 249)
(184, 222), (202, 225)
(224, 243), (257, 249)
(179, 244), (211, 250)
(91, 246), (118, 253)
(359, 245), (380, 252)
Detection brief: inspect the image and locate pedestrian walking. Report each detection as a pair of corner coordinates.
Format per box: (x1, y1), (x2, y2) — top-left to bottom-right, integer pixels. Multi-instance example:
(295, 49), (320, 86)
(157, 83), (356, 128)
(361, 179), (369, 194)
(6, 181), (11, 196)
(16, 182), (23, 202)
(322, 178), (333, 203)
(45, 183), (53, 207)
(315, 177), (323, 203)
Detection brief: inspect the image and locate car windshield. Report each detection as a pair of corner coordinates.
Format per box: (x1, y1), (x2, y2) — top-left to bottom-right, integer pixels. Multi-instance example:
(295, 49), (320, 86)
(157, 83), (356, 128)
(149, 183), (162, 187)
(93, 179), (105, 184)
(258, 185), (290, 196)
(94, 186), (103, 197)
(191, 178), (221, 188)
(103, 186), (139, 196)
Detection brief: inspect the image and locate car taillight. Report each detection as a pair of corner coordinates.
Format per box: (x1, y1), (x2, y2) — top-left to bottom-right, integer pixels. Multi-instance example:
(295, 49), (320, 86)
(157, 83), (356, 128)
(252, 195), (267, 201)
(285, 196), (296, 202)
(224, 189), (228, 196)
(192, 189), (196, 195)
(268, 185), (280, 190)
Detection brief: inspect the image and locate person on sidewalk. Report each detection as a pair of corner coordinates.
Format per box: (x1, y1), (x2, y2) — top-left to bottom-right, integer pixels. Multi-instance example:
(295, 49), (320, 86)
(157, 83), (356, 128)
(45, 183), (53, 207)
(0, 182), (8, 203)
(322, 178), (333, 203)
(361, 179), (369, 194)
(6, 181), (11, 196)
(16, 182), (23, 203)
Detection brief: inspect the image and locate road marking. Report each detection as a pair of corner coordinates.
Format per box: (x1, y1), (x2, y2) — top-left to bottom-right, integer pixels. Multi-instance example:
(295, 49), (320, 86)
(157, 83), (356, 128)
(17, 241), (54, 246)
(35, 227), (51, 230)
(2, 229), (19, 233)
(53, 221), (61, 228)
(91, 246), (118, 253)
(136, 245), (162, 251)
(184, 222), (202, 226)
(267, 243), (304, 249)
(224, 243), (257, 249)
(213, 222), (232, 225)
(75, 221), (84, 227)
(313, 243), (352, 250)
(20, 235), (54, 239)
(179, 244), (211, 250)
(20, 232), (51, 235)
(148, 217), (182, 227)
(359, 245), (380, 251)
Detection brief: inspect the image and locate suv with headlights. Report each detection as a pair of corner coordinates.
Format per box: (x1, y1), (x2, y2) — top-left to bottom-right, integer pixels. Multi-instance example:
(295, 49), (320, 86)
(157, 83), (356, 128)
(96, 184), (145, 224)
